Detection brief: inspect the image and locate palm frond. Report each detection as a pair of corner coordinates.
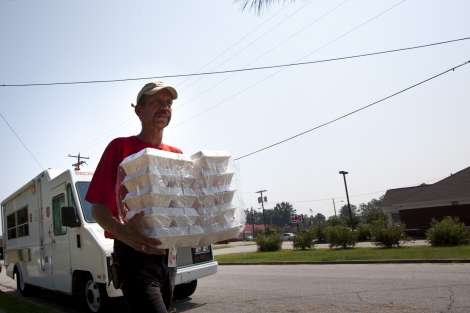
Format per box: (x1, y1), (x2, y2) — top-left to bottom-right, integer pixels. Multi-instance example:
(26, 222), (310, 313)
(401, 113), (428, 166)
(236, 0), (296, 14)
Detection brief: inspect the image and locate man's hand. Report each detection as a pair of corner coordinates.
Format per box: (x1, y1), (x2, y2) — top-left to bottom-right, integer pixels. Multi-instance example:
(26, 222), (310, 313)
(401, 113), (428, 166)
(92, 204), (166, 255)
(117, 212), (166, 255)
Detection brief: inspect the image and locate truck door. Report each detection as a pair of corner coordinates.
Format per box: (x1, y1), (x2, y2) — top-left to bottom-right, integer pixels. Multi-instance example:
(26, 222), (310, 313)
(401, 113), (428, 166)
(51, 191), (72, 292)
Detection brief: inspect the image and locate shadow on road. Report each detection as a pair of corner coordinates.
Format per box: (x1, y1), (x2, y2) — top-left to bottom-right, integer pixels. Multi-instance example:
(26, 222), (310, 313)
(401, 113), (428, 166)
(5, 288), (206, 313)
(174, 297), (207, 312)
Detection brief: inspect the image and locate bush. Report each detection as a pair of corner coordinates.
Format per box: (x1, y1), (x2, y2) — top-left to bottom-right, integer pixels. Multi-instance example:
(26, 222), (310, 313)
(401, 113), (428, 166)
(372, 224), (405, 248)
(309, 225), (326, 243)
(356, 224), (373, 242)
(426, 217), (469, 246)
(293, 231), (314, 250)
(325, 226), (357, 249)
(256, 231), (282, 251)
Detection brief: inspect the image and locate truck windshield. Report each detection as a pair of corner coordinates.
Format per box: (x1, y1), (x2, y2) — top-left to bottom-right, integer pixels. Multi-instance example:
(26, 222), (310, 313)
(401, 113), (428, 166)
(75, 182), (96, 223)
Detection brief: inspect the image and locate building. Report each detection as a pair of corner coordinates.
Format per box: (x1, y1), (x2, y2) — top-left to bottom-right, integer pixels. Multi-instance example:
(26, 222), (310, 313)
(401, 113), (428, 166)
(381, 166), (470, 235)
(241, 224), (266, 238)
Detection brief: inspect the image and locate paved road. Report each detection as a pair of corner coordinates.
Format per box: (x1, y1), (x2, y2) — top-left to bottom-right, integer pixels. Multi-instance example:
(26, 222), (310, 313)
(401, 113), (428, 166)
(214, 240), (429, 255)
(2, 263), (470, 312)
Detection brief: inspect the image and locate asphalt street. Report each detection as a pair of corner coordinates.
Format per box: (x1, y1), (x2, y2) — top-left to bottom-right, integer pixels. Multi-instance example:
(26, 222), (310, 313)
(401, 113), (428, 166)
(2, 263), (470, 313)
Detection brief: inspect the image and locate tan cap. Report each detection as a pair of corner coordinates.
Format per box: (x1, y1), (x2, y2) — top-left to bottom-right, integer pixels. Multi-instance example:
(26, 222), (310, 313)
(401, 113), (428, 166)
(136, 81), (178, 105)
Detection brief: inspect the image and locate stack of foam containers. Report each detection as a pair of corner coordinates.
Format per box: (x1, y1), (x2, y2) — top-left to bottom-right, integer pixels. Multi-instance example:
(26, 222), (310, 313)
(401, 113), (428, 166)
(191, 151), (243, 245)
(118, 148), (244, 248)
(119, 148), (204, 249)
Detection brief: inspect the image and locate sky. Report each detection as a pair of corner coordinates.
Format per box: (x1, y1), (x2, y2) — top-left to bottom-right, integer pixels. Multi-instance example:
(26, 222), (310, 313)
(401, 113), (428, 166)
(1, 0), (469, 230)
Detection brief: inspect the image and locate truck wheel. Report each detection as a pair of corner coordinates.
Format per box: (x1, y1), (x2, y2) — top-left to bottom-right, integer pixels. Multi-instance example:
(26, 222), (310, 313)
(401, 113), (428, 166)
(77, 275), (108, 313)
(174, 280), (197, 299)
(14, 267), (33, 296)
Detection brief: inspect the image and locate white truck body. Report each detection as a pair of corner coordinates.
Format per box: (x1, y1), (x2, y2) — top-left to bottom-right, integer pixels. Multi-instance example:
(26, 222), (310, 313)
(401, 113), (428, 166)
(1, 169), (217, 309)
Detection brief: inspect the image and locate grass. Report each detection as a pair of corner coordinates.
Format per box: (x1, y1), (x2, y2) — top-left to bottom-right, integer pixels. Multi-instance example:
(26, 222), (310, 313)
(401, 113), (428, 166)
(215, 245), (470, 264)
(212, 242), (255, 250)
(0, 292), (59, 313)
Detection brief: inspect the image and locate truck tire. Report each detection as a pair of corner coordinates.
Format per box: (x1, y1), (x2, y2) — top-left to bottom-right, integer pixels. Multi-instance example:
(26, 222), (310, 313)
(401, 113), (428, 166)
(174, 280), (197, 299)
(75, 273), (108, 313)
(14, 267), (34, 296)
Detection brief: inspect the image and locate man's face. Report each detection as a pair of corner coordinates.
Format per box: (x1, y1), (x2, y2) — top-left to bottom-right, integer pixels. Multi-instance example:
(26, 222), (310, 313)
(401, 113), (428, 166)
(136, 89), (173, 130)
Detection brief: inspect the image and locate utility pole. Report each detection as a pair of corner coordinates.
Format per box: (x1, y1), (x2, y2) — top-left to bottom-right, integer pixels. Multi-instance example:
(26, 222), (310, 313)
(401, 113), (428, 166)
(68, 153), (90, 171)
(256, 190), (268, 232)
(251, 207), (255, 238)
(332, 198), (337, 217)
(339, 171), (354, 229)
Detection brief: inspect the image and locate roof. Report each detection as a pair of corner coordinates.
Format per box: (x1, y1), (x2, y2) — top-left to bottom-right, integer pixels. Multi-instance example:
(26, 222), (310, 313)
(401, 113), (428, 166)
(382, 185), (429, 206)
(382, 166), (470, 207)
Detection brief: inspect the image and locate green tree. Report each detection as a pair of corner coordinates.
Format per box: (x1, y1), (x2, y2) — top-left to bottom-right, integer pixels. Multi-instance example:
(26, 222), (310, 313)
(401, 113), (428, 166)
(359, 197), (388, 224)
(237, 0), (294, 14)
(327, 215), (344, 227)
(311, 213), (326, 225)
(339, 204), (360, 228)
(271, 201), (296, 226)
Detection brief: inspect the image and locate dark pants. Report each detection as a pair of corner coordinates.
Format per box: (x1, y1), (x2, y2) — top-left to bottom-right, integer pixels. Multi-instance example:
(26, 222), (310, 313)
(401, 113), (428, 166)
(114, 240), (176, 313)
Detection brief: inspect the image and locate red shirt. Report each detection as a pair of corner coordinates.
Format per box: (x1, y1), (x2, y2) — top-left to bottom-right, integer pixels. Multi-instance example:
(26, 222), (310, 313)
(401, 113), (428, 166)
(85, 136), (182, 238)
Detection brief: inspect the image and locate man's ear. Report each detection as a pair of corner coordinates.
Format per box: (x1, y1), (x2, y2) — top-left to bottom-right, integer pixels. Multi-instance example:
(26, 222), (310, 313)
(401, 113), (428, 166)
(134, 104), (143, 120)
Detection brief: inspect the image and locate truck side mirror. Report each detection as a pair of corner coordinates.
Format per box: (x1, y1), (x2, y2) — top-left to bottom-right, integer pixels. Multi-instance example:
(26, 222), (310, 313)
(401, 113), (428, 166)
(61, 206), (81, 228)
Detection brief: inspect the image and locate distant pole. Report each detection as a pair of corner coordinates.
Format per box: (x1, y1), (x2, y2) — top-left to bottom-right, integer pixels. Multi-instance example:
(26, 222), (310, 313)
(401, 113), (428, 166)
(332, 198), (337, 217)
(339, 171), (354, 229)
(251, 207), (255, 238)
(68, 153), (90, 171)
(256, 190), (268, 232)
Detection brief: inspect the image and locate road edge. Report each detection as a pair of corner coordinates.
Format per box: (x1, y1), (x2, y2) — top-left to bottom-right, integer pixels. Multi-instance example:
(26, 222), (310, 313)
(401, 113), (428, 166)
(218, 259), (470, 265)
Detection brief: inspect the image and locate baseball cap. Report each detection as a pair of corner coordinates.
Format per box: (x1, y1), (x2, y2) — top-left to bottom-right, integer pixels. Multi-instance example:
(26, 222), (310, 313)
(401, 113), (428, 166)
(136, 81), (178, 106)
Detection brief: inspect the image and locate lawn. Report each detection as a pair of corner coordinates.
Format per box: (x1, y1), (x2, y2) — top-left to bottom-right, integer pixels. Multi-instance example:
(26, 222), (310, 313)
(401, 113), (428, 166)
(212, 242), (255, 250)
(215, 245), (470, 264)
(0, 292), (59, 313)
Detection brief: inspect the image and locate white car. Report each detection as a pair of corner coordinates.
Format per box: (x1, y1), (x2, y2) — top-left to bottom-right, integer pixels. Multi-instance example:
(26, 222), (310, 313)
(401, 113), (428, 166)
(281, 233), (296, 241)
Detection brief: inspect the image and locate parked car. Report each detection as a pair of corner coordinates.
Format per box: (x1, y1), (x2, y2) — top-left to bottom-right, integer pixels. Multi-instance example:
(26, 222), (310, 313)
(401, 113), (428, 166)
(281, 233), (296, 241)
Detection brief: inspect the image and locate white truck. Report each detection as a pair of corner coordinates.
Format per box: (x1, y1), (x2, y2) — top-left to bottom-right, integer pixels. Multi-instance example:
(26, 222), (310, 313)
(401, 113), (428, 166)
(1, 169), (218, 312)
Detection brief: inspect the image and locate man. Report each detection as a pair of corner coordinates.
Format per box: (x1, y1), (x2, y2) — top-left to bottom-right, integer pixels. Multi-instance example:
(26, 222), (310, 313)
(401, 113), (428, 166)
(86, 81), (181, 313)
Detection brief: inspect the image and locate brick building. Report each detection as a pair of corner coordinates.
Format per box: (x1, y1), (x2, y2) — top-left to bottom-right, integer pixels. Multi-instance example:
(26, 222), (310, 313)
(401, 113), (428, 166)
(381, 166), (470, 236)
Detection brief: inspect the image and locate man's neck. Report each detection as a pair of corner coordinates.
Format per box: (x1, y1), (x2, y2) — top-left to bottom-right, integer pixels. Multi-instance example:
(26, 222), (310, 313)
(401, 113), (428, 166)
(137, 129), (164, 146)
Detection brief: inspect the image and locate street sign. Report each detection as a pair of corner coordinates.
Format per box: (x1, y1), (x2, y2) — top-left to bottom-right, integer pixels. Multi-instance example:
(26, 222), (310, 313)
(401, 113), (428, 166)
(290, 214), (302, 224)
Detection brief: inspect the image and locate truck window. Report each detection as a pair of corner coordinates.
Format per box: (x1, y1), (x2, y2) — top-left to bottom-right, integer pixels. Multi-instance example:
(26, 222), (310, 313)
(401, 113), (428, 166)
(6, 207), (29, 239)
(7, 213), (16, 239)
(52, 194), (67, 236)
(75, 182), (96, 223)
(67, 183), (78, 208)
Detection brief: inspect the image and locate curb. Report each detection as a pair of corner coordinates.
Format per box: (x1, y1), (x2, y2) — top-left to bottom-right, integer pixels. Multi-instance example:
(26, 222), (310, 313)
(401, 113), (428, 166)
(218, 259), (470, 265)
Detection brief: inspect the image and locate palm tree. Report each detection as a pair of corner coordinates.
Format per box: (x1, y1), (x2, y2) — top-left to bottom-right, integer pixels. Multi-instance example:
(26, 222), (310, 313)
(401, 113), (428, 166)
(237, 0), (295, 14)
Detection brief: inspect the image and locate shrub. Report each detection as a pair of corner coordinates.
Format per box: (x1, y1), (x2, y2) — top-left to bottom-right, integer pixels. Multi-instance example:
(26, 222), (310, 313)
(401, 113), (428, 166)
(325, 226), (357, 249)
(256, 231), (282, 251)
(293, 231), (314, 250)
(356, 224), (373, 242)
(372, 224), (405, 248)
(426, 217), (469, 246)
(309, 225), (326, 243)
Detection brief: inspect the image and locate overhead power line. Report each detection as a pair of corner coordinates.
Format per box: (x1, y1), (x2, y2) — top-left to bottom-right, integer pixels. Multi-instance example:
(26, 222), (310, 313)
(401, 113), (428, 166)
(179, 0), (314, 91)
(234, 59), (470, 161)
(177, 5), (286, 88)
(180, 0), (350, 105)
(173, 0), (409, 127)
(1, 36), (468, 88)
(0, 111), (43, 169)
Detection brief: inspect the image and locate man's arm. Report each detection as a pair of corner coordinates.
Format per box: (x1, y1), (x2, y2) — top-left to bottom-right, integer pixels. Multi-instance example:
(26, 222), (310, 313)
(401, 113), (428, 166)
(92, 204), (165, 255)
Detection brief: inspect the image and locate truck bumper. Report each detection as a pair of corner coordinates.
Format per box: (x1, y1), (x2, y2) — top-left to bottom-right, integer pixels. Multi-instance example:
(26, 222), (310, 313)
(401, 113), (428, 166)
(176, 261), (218, 285)
(106, 260), (218, 298)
